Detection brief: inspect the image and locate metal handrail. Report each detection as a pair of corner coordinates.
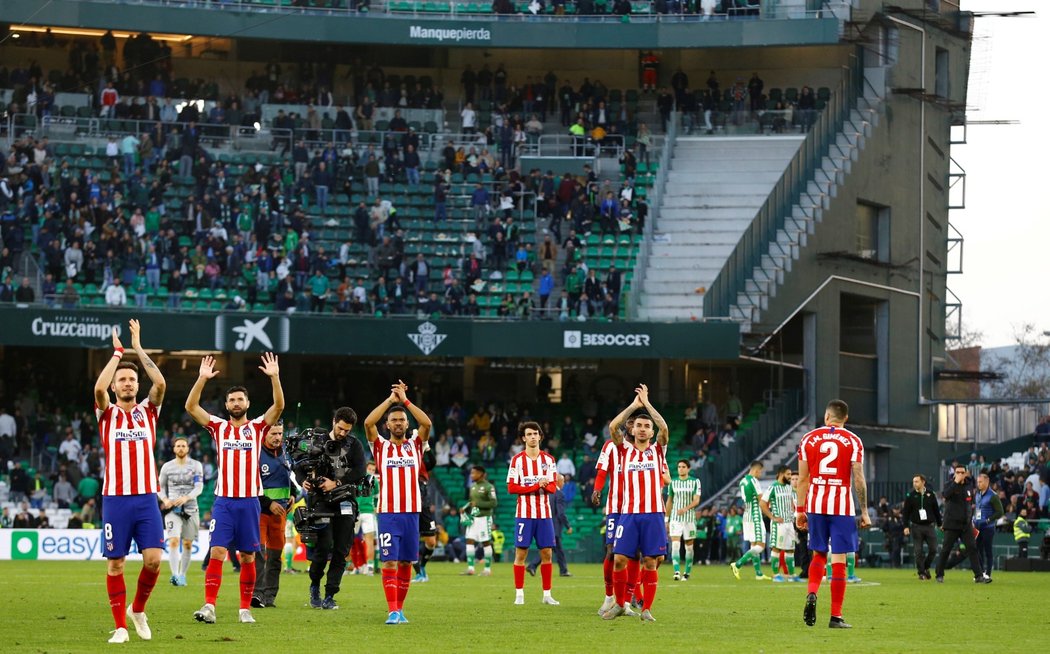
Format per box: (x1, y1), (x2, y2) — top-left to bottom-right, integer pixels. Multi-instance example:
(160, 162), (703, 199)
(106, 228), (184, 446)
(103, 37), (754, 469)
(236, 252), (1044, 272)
(58, 0), (852, 22)
(704, 53), (863, 318)
(628, 112), (676, 319)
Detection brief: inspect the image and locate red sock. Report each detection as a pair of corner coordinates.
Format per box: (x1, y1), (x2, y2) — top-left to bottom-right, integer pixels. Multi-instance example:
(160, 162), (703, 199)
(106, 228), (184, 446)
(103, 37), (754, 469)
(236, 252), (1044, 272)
(830, 562), (847, 618)
(381, 568), (398, 612)
(612, 567), (627, 606)
(779, 551), (788, 575)
(513, 563), (525, 590)
(641, 568), (658, 611)
(540, 562), (553, 592)
(131, 566), (159, 613)
(807, 552), (827, 595)
(239, 562), (256, 610)
(106, 574), (127, 629)
(603, 558), (614, 595)
(204, 558), (224, 605)
(396, 563), (412, 610)
(625, 558), (640, 599)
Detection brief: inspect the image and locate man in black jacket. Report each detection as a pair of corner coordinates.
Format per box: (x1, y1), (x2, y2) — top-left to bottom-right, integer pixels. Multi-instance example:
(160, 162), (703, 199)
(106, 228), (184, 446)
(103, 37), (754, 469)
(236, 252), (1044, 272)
(305, 407), (368, 609)
(933, 466), (991, 583)
(902, 473), (942, 580)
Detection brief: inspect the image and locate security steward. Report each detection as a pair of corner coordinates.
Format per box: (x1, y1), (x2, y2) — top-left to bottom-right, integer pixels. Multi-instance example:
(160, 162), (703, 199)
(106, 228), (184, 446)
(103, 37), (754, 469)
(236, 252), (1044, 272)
(902, 474), (942, 580)
(973, 472), (1003, 579)
(253, 420), (299, 608)
(934, 466), (991, 584)
(306, 407), (367, 609)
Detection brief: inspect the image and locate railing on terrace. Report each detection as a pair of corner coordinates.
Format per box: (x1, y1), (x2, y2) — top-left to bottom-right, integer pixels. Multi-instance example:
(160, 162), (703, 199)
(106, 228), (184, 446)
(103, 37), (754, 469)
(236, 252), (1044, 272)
(697, 389), (805, 507)
(937, 401), (1050, 446)
(704, 52), (863, 318)
(626, 111), (675, 319)
(59, 0), (850, 22)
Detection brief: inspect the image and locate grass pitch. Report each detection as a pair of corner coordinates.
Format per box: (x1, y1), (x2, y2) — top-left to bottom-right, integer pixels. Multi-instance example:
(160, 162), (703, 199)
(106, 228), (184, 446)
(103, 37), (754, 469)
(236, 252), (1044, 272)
(1, 560), (1036, 653)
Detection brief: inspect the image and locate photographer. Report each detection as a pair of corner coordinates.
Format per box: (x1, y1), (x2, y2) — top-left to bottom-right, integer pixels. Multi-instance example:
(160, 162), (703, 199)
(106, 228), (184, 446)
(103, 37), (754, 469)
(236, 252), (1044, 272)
(934, 465), (991, 584)
(303, 407), (367, 609)
(902, 473), (941, 580)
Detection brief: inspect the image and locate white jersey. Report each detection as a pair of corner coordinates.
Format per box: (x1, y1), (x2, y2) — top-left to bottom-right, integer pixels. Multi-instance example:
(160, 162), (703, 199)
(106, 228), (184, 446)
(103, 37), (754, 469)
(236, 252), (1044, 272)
(158, 457), (204, 514)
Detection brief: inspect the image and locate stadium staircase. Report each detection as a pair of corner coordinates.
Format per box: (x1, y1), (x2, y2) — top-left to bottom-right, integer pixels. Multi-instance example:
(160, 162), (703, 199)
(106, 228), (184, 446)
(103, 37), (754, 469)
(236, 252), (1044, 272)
(637, 136), (805, 321)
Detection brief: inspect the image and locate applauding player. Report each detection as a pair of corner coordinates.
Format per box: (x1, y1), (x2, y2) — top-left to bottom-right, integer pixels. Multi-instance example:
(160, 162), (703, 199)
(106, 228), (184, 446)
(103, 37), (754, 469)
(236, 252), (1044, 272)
(186, 353), (285, 625)
(94, 320), (166, 643)
(507, 422), (560, 606)
(603, 384), (669, 623)
(364, 380), (433, 625)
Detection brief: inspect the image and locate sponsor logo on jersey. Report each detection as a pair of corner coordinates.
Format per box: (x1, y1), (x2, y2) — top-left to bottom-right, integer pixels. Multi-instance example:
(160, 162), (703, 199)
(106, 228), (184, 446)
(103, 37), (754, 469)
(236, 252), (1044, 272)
(625, 461), (657, 473)
(385, 456), (417, 468)
(222, 440), (255, 451)
(113, 429), (147, 442)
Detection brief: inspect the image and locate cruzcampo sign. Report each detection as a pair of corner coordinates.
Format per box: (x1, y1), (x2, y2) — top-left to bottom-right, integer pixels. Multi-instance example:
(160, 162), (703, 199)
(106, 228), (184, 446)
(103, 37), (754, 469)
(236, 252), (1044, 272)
(1, 307), (740, 360)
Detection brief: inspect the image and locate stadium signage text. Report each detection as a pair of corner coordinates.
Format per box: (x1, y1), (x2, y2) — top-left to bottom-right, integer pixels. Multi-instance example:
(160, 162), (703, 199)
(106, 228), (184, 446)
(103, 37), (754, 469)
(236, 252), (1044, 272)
(0, 529), (208, 561)
(31, 315), (121, 341)
(409, 26), (492, 42)
(563, 330), (652, 349)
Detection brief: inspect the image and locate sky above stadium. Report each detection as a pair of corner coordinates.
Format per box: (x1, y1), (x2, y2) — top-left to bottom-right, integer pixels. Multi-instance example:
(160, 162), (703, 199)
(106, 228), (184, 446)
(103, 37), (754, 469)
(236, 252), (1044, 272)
(953, 1), (1048, 346)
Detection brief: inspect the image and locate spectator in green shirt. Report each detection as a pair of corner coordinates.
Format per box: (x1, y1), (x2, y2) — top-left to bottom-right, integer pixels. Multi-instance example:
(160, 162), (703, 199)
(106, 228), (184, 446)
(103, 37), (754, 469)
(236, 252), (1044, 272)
(309, 270), (330, 313)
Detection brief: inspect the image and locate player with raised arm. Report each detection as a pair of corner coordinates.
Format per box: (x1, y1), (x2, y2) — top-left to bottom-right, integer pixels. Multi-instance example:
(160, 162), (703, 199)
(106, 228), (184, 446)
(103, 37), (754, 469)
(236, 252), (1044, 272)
(158, 436), (204, 587)
(95, 319), (166, 644)
(364, 380), (433, 625)
(186, 353), (285, 625)
(760, 465), (799, 582)
(730, 461), (770, 581)
(796, 399), (869, 629)
(666, 460), (701, 581)
(603, 384), (669, 623)
(592, 407), (628, 615)
(507, 421), (559, 606)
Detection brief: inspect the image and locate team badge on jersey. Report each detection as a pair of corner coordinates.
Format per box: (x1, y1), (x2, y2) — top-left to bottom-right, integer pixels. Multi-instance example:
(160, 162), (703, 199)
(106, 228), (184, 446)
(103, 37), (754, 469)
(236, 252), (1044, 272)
(132, 409), (144, 422)
(243, 425), (253, 437)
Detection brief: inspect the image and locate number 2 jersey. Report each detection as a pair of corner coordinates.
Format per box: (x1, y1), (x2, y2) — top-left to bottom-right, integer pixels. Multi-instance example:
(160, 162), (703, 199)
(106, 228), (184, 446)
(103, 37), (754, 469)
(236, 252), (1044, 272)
(797, 425), (864, 516)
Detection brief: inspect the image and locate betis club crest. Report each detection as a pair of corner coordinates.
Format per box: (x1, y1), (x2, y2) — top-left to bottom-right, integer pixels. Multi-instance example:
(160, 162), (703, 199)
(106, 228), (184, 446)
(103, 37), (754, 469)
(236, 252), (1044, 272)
(408, 322), (447, 356)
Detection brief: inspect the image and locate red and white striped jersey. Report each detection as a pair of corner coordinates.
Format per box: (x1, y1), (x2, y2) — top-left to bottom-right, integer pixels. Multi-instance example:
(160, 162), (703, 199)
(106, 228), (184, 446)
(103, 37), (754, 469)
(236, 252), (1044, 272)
(618, 442), (665, 514)
(798, 425), (864, 516)
(507, 450), (557, 519)
(595, 439), (624, 515)
(96, 399), (160, 496)
(206, 416), (269, 498)
(373, 435), (423, 513)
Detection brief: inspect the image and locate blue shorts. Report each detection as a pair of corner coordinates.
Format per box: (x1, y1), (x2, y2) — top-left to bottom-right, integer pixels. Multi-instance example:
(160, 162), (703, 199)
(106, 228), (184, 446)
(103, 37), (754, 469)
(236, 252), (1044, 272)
(613, 513), (668, 559)
(102, 494), (165, 559)
(211, 497), (261, 553)
(515, 517), (555, 550)
(604, 513), (620, 546)
(807, 513), (858, 554)
(378, 512), (420, 562)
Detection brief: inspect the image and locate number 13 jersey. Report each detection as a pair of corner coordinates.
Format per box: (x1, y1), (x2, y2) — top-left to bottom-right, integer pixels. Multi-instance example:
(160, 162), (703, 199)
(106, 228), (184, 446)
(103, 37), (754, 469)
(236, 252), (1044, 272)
(797, 426), (864, 516)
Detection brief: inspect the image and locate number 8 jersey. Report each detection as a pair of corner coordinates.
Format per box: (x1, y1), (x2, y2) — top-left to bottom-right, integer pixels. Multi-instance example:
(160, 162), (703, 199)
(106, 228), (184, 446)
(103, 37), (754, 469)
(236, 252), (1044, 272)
(797, 425), (864, 516)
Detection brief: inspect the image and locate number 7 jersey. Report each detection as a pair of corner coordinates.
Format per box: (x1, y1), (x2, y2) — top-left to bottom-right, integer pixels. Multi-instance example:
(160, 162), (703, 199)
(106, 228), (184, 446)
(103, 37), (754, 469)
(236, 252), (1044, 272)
(797, 425), (863, 516)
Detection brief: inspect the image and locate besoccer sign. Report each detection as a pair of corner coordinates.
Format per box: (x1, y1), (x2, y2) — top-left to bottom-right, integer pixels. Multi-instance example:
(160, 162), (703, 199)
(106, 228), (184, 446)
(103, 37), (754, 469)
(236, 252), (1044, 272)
(563, 330), (651, 350)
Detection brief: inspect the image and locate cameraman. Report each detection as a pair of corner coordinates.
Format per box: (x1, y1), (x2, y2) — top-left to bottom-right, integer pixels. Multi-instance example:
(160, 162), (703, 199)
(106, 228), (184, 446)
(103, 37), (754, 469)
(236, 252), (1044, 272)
(304, 407), (367, 609)
(934, 466), (991, 584)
